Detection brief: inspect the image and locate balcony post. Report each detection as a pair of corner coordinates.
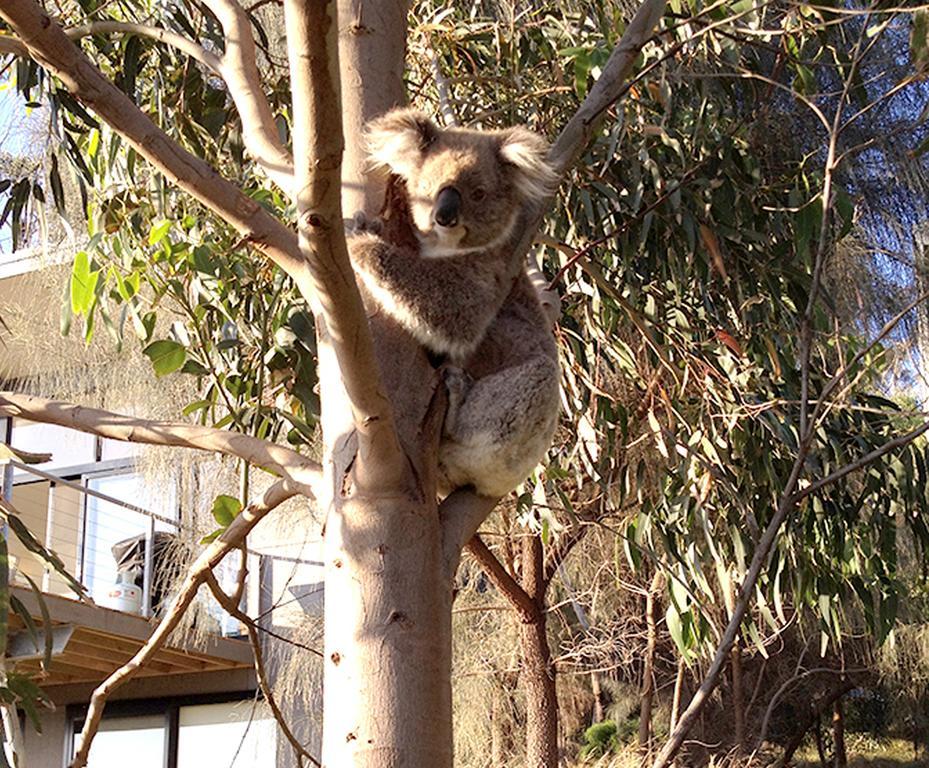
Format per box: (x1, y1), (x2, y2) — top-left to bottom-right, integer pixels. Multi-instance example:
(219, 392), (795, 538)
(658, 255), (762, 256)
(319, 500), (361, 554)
(141, 516), (155, 617)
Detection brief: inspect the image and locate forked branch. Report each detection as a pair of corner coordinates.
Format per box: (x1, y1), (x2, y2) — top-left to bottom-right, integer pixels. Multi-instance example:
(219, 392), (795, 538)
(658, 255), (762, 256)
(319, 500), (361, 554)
(0, 0), (313, 299)
(70, 478), (302, 768)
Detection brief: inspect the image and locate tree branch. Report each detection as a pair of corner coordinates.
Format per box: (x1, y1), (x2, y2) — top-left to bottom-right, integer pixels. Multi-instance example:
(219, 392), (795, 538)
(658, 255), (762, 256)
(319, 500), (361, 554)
(66, 13), (295, 190)
(795, 419), (929, 503)
(0, 392), (321, 495)
(440, 489), (501, 574)
(210, 0), (295, 190)
(542, 523), (590, 586)
(66, 21), (223, 73)
(4, 11), (294, 188)
(206, 573), (320, 767)
(465, 535), (536, 622)
(70, 478), (300, 768)
(283, 0), (403, 488)
(547, 0), (668, 175)
(0, 0), (315, 299)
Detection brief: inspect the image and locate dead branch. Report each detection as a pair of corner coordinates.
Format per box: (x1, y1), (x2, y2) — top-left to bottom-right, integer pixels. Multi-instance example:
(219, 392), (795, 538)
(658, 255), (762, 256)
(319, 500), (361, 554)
(283, 0), (404, 488)
(70, 478), (302, 768)
(206, 573), (320, 768)
(0, 392), (321, 495)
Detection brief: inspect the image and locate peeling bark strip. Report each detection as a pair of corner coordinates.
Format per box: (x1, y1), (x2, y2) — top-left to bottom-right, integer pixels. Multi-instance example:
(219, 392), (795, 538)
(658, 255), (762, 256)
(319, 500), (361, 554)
(0, 0), (312, 295)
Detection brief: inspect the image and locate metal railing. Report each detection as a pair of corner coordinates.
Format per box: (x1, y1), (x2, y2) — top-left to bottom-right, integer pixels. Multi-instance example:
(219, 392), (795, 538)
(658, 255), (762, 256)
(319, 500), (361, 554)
(4, 459), (181, 619)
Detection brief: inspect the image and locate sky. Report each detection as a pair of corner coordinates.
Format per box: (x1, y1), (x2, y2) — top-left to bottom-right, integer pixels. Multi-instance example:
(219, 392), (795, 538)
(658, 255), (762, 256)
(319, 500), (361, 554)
(0, 76), (45, 254)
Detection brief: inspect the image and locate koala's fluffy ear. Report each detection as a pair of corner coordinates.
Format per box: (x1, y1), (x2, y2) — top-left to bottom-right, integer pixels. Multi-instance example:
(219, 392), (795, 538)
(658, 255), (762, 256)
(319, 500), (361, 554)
(366, 108), (440, 179)
(498, 128), (560, 203)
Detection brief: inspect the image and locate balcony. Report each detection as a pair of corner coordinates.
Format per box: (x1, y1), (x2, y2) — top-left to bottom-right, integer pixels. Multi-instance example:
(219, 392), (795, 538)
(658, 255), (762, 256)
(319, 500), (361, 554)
(1, 456), (254, 689)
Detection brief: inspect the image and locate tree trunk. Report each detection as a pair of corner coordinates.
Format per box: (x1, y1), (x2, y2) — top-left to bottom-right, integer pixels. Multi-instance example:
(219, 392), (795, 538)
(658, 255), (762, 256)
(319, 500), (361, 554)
(337, 0), (410, 216)
(520, 535), (559, 768)
(317, 257), (449, 767)
(639, 571), (663, 755)
(832, 697), (847, 768)
(323, 492), (453, 766)
(316, 3), (458, 765)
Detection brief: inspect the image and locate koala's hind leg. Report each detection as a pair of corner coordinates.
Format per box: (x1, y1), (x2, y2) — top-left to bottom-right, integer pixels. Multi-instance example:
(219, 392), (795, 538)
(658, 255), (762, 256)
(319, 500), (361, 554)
(440, 356), (560, 498)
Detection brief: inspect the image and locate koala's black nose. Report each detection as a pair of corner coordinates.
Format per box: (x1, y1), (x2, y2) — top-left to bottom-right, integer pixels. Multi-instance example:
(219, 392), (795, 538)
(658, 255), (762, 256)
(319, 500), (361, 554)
(434, 187), (462, 228)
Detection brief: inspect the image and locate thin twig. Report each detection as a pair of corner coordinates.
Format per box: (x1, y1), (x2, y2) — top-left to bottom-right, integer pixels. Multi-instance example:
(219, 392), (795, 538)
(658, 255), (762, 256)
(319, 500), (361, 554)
(206, 573), (320, 768)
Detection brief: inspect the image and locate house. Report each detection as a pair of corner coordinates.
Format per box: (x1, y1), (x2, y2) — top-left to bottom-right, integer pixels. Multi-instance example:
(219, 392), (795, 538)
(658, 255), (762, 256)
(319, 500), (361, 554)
(1, 243), (324, 767)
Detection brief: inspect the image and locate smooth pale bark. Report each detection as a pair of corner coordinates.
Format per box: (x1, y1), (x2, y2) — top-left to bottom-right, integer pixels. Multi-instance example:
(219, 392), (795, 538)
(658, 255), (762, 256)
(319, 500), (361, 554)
(337, 0), (410, 216)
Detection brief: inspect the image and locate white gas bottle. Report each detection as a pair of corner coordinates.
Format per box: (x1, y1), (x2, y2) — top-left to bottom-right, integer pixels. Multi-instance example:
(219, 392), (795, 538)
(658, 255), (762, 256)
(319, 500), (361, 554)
(99, 573), (143, 614)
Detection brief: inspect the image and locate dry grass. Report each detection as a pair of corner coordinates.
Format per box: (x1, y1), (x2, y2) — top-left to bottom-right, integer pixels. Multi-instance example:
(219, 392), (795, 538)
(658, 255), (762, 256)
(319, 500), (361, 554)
(795, 737), (926, 768)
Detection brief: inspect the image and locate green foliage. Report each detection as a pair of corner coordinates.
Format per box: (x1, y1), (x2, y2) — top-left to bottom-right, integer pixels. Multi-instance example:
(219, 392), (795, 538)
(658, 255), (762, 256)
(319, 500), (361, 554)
(0, 499), (83, 734)
(579, 717), (639, 759)
(200, 494), (243, 544)
(580, 720), (618, 759)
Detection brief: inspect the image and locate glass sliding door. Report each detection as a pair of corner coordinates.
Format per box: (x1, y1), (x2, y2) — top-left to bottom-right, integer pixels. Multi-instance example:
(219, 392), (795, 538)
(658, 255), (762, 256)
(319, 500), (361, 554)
(72, 714), (167, 768)
(177, 701), (276, 768)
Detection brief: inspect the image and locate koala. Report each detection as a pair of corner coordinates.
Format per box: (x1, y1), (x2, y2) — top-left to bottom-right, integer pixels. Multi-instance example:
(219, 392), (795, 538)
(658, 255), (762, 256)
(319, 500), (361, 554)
(347, 108), (561, 498)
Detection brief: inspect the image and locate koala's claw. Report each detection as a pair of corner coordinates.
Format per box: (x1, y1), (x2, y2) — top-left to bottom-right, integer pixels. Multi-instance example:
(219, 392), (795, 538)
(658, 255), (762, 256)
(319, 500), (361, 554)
(443, 366), (473, 434)
(347, 211), (383, 236)
(443, 366), (473, 398)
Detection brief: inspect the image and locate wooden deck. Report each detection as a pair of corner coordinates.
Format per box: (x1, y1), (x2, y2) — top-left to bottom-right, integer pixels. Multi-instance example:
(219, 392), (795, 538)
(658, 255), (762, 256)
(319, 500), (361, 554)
(7, 586), (253, 686)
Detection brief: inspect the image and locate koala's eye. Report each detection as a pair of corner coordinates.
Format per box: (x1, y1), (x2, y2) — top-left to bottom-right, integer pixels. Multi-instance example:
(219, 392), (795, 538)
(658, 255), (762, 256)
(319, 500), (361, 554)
(471, 187), (488, 202)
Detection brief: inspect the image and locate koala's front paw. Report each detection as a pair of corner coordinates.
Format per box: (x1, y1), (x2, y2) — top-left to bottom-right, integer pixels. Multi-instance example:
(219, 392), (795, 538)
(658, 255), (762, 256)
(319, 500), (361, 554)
(443, 366), (473, 434)
(346, 211), (383, 236)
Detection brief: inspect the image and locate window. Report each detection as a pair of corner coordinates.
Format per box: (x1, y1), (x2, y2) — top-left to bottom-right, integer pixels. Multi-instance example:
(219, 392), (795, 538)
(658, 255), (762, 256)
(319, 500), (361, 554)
(9, 419), (96, 472)
(70, 695), (276, 768)
(80, 472), (178, 603)
(178, 701), (276, 768)
(71, 714), (166, 768)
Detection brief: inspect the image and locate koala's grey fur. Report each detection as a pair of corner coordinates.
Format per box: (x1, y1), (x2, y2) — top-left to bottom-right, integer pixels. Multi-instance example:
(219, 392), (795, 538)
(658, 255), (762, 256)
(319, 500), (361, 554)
(348, 108), (560, 498)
